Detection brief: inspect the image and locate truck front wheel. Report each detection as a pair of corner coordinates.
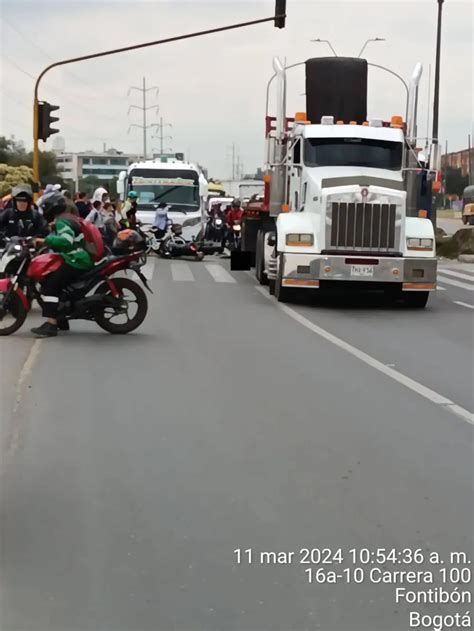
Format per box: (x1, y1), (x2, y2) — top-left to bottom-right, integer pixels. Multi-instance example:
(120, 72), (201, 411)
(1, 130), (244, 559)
(404, 291), (429, 308)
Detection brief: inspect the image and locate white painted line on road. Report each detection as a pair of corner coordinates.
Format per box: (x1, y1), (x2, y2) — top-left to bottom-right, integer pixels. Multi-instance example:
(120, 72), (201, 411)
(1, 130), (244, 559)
(437, 269), (474, 282)
(205, 264), (237, 283)
(171, 263), (194, 281)
(141, 260), (155, 281)
(437, 276), (474, 291)
(7, 340), (43, 456)
(256, 287), (474, 425)
(436, 285), (446, 291)
(453, 301), (474, 310)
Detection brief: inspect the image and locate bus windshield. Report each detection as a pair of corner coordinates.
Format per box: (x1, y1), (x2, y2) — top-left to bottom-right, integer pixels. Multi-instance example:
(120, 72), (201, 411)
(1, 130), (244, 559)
(129, 169), (200, 211)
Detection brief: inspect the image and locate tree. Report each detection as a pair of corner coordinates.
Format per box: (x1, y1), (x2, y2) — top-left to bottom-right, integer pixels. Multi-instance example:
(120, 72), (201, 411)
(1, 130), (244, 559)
(0, 136), (64, 188)
(0, 164), (34, 197)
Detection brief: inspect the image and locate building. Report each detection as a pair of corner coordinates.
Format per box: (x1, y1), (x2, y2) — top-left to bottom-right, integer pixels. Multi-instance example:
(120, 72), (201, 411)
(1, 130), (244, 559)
(56, 149), (141, 190)
(52, 136), (66, 153)
(441, 147), (474, 177)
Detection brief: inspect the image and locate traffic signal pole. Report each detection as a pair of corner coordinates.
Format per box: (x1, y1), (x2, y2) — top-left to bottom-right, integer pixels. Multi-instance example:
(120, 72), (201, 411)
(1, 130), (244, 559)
(31, 5), (287, 195)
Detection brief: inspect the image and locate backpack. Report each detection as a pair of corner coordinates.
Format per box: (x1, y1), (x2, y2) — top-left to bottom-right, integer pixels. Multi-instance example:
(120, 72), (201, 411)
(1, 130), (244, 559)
(79, 218), (105, 261)
(62, 214), (105, 262)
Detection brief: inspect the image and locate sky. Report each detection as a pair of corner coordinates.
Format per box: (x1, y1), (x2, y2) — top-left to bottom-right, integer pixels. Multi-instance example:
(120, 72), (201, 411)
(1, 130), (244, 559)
(0, 0), (472, 179)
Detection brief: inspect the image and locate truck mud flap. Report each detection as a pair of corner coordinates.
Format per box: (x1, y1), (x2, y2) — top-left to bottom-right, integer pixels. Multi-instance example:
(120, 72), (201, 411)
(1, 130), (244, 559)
(231, 251), (252, 271)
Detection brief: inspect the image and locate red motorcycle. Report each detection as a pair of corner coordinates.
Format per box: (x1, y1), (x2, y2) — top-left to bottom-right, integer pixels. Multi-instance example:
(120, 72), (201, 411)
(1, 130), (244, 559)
(0, 237), (151, 336)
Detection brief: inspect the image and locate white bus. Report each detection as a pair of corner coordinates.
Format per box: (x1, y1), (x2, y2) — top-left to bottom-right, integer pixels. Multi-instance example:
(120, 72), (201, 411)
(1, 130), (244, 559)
(117, 158), (208, 241)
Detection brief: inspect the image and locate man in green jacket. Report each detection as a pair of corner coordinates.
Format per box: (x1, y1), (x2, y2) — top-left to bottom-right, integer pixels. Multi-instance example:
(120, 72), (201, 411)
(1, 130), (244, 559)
(31, 192), (94, 338)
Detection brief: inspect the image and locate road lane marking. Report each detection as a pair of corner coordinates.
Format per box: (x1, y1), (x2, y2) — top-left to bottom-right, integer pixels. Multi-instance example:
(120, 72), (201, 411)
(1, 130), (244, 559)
(141, 260), (155, 281)
(437, 269), (474, 282)
(436, 285), (446, 291)
(436, 276), (474, 291)
(5, 339), (43, 457)
(171, 263), (194, 281)
(453, 301), (474, 310)
(256, 287), (473, 425)
(205, 264), (237, 283)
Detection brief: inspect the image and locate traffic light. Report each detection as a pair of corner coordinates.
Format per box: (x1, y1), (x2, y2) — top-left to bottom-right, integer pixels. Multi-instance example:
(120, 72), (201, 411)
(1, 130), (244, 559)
(37, 101), (60, 142)
(274, 0), (286, 28)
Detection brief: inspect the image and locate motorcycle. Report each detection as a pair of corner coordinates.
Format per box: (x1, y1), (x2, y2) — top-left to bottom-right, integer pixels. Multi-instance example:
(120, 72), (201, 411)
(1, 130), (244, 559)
(205, 214), (225, 242)
(226, 222), (242, 252)
(0, 237), (152, 336)
(157, 225), (205, 261)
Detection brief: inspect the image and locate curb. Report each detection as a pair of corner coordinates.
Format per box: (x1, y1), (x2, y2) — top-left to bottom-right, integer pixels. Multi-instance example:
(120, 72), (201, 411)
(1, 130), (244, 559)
(458, 254), (474, 263)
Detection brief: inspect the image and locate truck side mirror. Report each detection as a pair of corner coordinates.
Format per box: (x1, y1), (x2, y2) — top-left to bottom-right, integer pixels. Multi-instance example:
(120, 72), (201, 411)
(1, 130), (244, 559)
(267, 233), (276, 246)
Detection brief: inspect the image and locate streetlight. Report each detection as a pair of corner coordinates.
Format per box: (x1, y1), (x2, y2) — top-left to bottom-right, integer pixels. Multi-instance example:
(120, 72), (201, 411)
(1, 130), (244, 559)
(358, 37), (386, 58)
(432, 0), (444, 146)
(310, 38), (338, 56)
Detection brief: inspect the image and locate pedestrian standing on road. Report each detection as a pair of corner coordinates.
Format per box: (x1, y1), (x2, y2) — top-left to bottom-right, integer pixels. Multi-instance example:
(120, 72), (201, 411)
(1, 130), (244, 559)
(101, 201), (119, 246)
(62, 190), (80, 217)
(75, 192), (91, 219)
(152, 202), (171, 239)
(85, 200), (105, 228)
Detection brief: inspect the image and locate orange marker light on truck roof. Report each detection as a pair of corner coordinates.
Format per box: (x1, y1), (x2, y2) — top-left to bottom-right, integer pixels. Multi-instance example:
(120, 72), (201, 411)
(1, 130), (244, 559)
(418, 209), (428, 218)
(294, 112), (307, 122)
(263, 174), (272, 183)
(281, 204), (289, 213)
(349, 121), (357, 125)
(336, 120), (344, 125)
(390, 115), (403, 128)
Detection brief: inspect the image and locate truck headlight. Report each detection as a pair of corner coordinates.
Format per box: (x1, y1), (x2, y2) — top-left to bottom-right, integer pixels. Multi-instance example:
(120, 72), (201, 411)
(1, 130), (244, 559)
(286, 233), (314, 246)
(406, 237), (434, 251)
(182, 216), (201, 227)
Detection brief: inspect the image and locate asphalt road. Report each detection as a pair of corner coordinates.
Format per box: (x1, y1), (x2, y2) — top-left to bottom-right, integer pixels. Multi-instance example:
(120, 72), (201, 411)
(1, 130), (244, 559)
(1, 258), (473, 631)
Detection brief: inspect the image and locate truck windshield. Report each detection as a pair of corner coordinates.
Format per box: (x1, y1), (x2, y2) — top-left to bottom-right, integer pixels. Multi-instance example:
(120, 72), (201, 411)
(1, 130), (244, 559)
(304, 138), (403, 170)
(129, 168), (200, 211)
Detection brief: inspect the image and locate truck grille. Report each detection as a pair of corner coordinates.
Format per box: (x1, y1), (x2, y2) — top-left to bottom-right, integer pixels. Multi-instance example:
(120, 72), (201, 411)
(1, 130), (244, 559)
(330, 202), (397, 251)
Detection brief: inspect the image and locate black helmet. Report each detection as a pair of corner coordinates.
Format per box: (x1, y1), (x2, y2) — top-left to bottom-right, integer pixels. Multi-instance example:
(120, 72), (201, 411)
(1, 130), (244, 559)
(171, 223), (182, 235)
(232, 198), (241, 208)
(12, 184), (33, 202)
(41, 191), (67, 222)
(112, 229), (145, 253)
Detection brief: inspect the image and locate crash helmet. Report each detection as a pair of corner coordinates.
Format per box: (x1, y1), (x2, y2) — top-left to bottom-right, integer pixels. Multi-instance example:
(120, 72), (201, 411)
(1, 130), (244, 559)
(231, 198), (241, 209)
(128, 191), (138, 200)
(171, 223), (183, 236)
(12, 184), (33, 210)
(41, 191), (67, 222)
(112, 228), (144, 252)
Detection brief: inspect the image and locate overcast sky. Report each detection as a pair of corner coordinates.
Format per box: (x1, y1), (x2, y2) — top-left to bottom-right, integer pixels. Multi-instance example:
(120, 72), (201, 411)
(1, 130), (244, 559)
(0, 0), (472, 178)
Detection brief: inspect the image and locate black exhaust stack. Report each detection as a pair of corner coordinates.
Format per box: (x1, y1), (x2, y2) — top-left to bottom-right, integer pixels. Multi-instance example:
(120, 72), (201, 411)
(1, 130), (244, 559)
(305, 57), (368, 124)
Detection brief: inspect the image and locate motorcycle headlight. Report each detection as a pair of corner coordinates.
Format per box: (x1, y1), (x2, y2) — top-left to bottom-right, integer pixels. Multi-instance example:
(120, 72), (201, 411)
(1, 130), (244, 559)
(286, 233), (314, 246)
(215, 218), (223, 225)
(182, 216), (201, 227)
(406, 237), (434, 251)
(233, 225), (241, 232)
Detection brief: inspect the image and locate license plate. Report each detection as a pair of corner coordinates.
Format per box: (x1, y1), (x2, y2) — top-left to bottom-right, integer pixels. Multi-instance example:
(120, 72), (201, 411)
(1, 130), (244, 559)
(351, 264), (374, 277)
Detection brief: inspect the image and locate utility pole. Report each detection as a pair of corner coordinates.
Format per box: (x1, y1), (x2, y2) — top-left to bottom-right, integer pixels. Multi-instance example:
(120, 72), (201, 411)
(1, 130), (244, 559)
(153, 116), (173, 156)
(232, 143), (236, 180)
(127, 76), (160, 160)
(468, 133), (472, 185)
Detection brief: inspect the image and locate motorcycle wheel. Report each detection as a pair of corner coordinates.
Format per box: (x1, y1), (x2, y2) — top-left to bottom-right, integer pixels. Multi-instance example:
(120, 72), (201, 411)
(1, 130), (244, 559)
(0, 290), (28, 336)
(94, 277), (148, 334)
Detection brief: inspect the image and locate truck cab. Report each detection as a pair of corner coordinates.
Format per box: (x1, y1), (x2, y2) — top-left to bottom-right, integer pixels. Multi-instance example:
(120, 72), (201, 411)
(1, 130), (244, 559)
(256, 56), (437, 308)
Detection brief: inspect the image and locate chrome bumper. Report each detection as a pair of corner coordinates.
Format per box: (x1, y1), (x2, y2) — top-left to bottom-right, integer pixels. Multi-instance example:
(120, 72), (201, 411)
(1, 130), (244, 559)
(280, 253), (437, 290)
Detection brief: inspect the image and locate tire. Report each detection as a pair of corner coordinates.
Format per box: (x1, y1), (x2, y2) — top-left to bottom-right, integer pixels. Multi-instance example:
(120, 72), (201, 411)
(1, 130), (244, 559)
(404, 291), (429, 309)
(255, 231), (268, 285)
(469, 216), (474, 226)
(94, 277), (148, 334)
(0, 290), (28, 336)
(462, 216), (468, 225)
(275, 256), (294, 303)
(268, 279), (276, 295)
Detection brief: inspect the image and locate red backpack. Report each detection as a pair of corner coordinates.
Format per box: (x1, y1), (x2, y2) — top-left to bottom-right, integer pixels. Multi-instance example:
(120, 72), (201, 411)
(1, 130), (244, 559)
(79, 218), (105, 261)
(62, 213), (105, 262)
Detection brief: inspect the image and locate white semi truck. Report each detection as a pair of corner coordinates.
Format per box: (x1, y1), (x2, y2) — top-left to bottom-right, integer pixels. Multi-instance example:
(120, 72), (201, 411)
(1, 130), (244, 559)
(117, 157), (208, 241)
(250, 56), (438, 308)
